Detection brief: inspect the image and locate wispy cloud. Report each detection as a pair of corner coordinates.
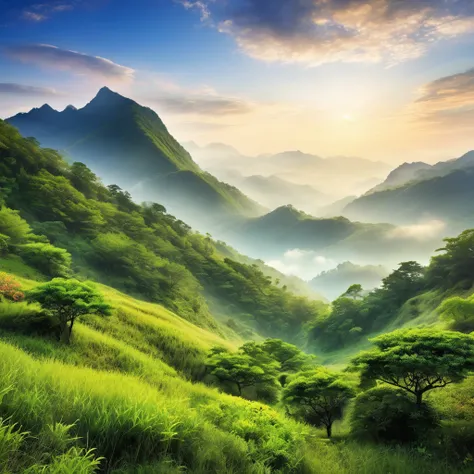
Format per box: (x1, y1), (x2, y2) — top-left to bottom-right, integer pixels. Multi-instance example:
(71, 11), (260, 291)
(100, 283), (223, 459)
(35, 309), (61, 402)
(155, 94), (253, 115)
(4, 44), (134, 81)
(181, 0), (474, 65)
(411, 68), (474, 127)
(21, 1), (74, 22)
(0, 83), (61, 96)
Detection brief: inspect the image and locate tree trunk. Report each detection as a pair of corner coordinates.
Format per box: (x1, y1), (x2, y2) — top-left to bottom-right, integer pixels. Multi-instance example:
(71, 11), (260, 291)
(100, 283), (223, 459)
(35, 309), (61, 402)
(416, 392), (423, 406)
(326, 424), (332, 438)
(60, 323), (71, 344)
(236, 383), (242, 396)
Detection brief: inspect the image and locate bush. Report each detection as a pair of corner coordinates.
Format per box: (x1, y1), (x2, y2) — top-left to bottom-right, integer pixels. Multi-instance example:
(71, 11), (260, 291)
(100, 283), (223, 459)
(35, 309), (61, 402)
(15, 243), (72, 277)
(351, 387), (439, 444)
(0, 272), (24, 301)
(0, 301), (59, 338)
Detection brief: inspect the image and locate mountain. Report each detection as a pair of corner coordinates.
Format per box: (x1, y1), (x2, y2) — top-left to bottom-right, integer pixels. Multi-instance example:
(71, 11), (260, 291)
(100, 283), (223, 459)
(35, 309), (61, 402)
(224, 205), (441, 269)
(186, 142), (391, 199)
(7, 87), (263, 231)
(369, 161), (432, 193)
(344, 151), (474, 228)
(316, 195), (357, 217)
(200, 172), (330, 215)
(310, 262), (389, 300)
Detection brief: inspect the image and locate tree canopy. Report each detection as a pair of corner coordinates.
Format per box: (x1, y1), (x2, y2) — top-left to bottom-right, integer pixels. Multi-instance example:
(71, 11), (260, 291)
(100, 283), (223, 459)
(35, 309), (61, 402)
(350, 328), (474, 405)
(282, 369), (355, 438)
(27, 279), (111, 343)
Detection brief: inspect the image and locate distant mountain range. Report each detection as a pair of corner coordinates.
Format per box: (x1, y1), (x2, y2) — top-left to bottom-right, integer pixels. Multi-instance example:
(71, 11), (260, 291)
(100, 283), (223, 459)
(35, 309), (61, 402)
(7, 88), (264, 231)
(185, 142), (391, 201)
(344, 151), (474, 229)
(224, 205), (442, 270)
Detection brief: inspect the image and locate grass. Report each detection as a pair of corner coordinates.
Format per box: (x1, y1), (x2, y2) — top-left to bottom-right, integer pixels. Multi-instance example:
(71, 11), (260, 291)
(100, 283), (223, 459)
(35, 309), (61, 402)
(0, 265), (472, 473)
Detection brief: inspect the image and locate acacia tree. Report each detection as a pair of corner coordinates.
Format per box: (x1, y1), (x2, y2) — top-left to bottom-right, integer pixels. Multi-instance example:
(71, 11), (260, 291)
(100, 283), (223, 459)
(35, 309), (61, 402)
(27, 278), (111, 344)
(350, 328), (474, 405)
(282, 369), (355, 438)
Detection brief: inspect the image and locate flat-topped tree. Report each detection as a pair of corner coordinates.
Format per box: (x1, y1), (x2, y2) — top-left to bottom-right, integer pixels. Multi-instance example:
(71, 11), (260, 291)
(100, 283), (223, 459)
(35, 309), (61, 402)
(27, 279), (111, 344)
(350, 328), (474, 405)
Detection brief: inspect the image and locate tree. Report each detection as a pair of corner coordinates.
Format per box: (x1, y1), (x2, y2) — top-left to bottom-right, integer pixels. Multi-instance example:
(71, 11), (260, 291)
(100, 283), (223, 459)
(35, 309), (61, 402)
(381, 261), (425, 307)
(350, 329), (474, 405)
(427, 229), (474, 288)
(260, 338), (315, 386)
(283, 369), (355, 438)
(27, 279), (111, 344)
(350, 387), (439, 443)
(206, 348), (279, 397)
(342, 284), (363, 300)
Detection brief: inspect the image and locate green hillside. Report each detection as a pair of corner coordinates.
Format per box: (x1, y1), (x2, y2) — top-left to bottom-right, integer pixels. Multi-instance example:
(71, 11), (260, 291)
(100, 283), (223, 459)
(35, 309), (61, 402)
(7, 87), (264, 231)
(2, 119), (474, 473)
(0, 119), (325, 342)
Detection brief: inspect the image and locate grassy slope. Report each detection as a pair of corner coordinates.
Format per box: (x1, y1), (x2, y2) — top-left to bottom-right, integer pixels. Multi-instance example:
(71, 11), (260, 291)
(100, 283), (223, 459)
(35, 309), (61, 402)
(0, 264), (468, 473)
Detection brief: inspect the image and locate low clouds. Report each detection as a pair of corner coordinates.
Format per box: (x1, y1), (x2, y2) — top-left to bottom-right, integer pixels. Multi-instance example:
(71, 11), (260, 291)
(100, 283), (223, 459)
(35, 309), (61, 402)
(0, 83), (60, 96)
(412, 68), (474, 127)
(385, 220), (446, 241)
(156, 94), (253, 115)
(267, 249), (335, 280)
(4, 44), (134, 81)
(181, 0), (474, 65)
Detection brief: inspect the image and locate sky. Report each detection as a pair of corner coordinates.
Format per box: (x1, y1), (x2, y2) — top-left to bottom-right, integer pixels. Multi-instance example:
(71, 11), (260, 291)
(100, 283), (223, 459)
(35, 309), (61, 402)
(1, 0), (474, 163)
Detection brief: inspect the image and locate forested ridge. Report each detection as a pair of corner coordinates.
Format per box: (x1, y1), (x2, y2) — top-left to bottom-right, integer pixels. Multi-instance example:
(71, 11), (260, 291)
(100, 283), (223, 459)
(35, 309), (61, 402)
(0, 119), (324, 340)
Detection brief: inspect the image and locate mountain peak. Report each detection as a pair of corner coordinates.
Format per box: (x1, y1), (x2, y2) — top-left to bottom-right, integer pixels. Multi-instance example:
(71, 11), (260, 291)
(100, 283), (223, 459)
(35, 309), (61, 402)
(85, 86), (131, 111)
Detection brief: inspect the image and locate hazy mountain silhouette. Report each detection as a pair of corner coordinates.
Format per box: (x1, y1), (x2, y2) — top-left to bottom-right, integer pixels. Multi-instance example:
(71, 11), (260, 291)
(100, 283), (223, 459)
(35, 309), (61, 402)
(8, 87), (264, 230)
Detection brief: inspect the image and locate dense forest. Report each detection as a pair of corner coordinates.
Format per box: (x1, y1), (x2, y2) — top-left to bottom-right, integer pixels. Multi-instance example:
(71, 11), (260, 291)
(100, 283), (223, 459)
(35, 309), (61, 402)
(2, 119), (474, 473)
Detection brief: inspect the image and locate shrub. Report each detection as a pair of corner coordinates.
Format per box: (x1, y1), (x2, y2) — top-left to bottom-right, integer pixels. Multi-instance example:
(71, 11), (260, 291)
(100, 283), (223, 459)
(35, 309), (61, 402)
(351, 387), (439, 444)
(0, 272), (24, 301)
(0, 301), (59, 338)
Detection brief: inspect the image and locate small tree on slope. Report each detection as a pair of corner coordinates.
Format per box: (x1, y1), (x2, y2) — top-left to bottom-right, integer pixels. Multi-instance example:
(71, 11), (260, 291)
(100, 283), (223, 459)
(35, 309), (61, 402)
(282, 369), (355, 438)
(27, 278), (111, 344)
(349, 328), (474, 405)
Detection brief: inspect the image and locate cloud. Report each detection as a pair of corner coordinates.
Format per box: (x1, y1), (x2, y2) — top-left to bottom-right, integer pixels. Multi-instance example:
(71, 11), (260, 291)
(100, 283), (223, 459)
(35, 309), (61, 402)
(4, 44), (134, 81)
(0, 83), (61, 96)
(411, 68), (474, 127)
(267, 249), (335, 279)
(385, 220), (446, 241)
(20, 1), (74, 22)
(181, 0), (474, 65)
(156, 94), (253, 115)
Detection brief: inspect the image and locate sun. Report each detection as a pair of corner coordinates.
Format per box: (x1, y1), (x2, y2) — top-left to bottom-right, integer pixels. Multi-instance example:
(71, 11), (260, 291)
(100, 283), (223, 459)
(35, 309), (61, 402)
(342, 113), (354, 122)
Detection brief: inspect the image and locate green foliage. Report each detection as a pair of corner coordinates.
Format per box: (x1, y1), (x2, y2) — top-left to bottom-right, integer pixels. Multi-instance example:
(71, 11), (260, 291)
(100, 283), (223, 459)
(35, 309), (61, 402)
(439, 296), (474, 332)
(206, 348), (279, 399)
(350, 328), (474, 404)
(310, 262), (426, 351)
(0, 301), (59, 337)
(16, 243), (72, 277)
(0, 119), (323, 337)
(351, 387), (439, 444)
(428, 229), (474, 289)
(282, 368), (355, 438)
(27, 279), (111, 344)
(0, 207), (33, 242)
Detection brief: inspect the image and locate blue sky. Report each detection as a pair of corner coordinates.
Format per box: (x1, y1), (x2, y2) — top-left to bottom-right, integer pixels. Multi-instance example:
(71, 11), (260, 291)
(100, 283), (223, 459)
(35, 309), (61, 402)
(1, 0), (474, 162)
